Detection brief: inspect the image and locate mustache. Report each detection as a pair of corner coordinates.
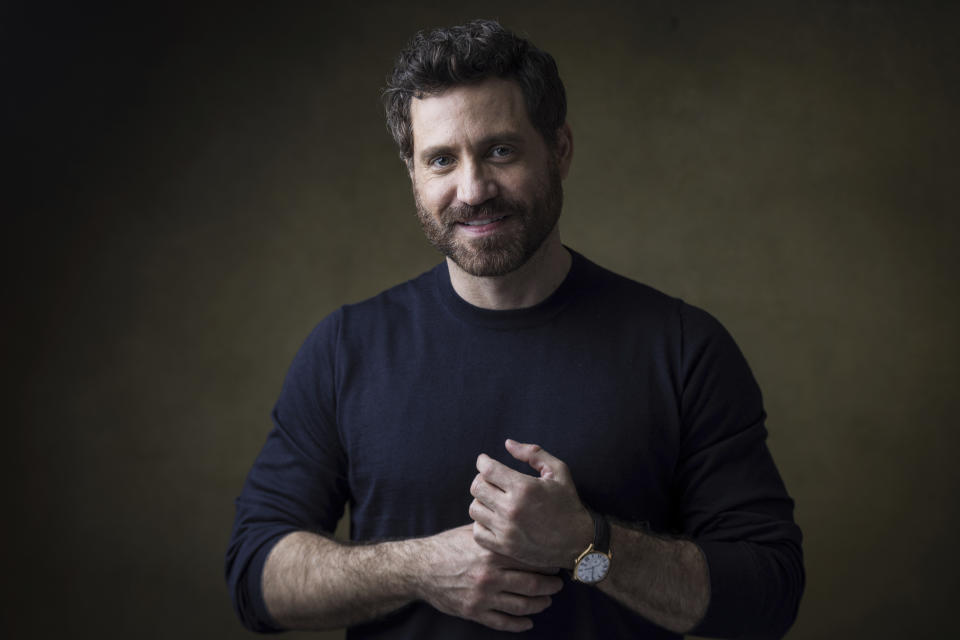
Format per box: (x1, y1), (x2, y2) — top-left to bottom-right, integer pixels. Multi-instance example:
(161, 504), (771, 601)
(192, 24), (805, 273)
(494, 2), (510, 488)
(442, 197), (526, 224)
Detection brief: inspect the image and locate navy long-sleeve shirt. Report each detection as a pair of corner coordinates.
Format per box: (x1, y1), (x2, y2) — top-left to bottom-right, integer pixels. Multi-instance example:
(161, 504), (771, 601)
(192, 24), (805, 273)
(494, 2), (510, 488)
(226, 250), (804, 638)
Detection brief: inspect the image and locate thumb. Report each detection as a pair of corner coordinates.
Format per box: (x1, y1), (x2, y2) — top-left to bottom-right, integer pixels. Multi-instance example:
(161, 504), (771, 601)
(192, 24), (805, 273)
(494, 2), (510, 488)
(505, 439), (568, 480)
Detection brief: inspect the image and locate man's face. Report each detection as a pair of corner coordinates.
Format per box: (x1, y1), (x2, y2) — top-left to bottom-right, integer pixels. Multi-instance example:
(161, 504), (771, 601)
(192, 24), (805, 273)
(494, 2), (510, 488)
(408, 77), (570, 277)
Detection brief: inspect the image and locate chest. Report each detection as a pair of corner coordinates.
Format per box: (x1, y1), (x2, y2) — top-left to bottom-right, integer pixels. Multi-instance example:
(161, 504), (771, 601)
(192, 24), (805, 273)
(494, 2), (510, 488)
(336, 321), (682, 539)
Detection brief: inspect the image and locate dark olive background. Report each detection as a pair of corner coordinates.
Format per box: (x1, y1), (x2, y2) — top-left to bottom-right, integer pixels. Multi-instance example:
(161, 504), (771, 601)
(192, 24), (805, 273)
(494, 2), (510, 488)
(6, 1), (958, 638)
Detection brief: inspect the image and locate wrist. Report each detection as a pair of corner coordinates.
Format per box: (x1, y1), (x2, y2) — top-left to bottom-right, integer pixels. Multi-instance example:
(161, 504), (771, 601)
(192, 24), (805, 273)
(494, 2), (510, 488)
(387, 536), (432, 602)
(571, 509), (614, 585)
(565, 507), (595, 569)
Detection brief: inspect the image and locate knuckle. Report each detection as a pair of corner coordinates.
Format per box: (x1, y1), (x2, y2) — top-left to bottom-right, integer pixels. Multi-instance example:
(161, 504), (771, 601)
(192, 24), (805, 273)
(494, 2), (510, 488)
(463, 594), (483, 618)
(475, 566), (496, 587)
(473, 473), (485, 493)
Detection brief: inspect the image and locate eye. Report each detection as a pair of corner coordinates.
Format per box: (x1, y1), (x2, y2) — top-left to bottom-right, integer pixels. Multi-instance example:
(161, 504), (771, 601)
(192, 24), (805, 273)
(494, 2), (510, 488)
(489, 145), (514, 159)
(429, 155), (454, 169)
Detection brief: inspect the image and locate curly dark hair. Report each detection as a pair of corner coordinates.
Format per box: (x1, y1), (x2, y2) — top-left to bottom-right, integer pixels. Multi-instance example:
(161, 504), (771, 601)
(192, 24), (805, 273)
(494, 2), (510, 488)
(383, 19), (567, 165)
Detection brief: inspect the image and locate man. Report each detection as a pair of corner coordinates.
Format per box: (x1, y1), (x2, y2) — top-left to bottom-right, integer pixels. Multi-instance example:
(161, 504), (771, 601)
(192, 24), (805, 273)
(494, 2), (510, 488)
(226, 19), (803, 639)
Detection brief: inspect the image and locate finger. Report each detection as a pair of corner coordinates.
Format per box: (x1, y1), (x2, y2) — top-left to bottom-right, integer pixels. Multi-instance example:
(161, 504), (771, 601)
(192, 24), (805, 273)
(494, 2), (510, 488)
(490, 592), (553, 617)
(470, 473), (505, 510)
(500, 569), (565, 597)
(469, 499), (498, 532)
(472, 519), (507, 557)
(476, 610), (533, 633)
(486, 548), (564, 578)
(504, 439), (568, 480)
(476, 453), (528, 490)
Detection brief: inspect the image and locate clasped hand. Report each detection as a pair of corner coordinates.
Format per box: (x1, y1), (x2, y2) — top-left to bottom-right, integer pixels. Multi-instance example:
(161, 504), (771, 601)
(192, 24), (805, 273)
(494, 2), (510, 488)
(419, 439), (592, 632)
(468, 439), (593, 570)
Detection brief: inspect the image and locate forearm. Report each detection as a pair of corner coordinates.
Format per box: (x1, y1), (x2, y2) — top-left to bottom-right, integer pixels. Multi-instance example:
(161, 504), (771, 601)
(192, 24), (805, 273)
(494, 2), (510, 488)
(596, 522), (709, 634)
(262, 530), (422, 630)
(262, 525), (563, 633)
(467, 443), (711, 633)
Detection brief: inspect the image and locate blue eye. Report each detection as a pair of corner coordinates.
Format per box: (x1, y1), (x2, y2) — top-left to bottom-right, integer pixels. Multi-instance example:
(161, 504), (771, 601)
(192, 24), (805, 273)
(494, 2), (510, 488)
(430, 155), (453, 168)
(490, 145), (513, 158)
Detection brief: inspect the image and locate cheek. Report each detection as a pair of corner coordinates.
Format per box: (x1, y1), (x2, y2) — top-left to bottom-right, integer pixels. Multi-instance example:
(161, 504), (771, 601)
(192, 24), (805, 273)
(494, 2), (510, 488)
(500, 168), (543, 199)
(413, 177), (452, 211)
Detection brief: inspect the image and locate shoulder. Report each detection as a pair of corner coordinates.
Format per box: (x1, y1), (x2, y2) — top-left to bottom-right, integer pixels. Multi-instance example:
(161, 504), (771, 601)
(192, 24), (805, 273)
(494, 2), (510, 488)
(570, 251), (686, 329)
(339, 264), (441, 324)
(570, 251), (743, 356)
(302, 263), (442, 333)
(293, 263), (443, 361)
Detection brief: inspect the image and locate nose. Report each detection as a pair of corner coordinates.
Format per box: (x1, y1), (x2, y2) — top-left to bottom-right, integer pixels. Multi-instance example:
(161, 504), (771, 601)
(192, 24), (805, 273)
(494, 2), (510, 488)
(456, 160), (498, 206)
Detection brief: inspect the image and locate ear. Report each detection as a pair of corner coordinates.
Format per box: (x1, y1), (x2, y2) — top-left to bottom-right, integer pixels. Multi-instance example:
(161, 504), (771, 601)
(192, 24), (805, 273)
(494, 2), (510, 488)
(555, 122), (574, 179)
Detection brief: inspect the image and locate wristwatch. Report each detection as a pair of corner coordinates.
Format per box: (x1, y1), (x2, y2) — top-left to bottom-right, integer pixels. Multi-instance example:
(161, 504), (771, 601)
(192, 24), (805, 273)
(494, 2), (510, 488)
(572, 508), (613, 584)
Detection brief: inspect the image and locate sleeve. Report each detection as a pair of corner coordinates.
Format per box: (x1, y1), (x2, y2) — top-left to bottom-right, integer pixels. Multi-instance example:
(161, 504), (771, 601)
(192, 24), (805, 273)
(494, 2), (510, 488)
(224, 310), (350, 632)
(675, 303), (805, 639)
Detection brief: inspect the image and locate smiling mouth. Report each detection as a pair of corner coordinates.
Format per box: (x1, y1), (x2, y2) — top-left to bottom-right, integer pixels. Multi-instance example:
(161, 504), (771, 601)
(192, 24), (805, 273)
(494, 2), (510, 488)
(459, 216), (508, 226)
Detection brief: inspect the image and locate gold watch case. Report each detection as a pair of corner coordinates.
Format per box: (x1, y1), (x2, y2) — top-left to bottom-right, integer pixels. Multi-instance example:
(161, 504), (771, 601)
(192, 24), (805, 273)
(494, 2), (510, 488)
(572, 543), (613, 584)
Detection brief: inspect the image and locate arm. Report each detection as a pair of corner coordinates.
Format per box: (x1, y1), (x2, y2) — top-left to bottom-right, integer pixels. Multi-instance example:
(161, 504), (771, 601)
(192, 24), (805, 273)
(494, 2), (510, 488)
(469, 305), (804, 638)
(599, 522), (709, 633)
(262, 525), (563, 633)
(225, 315), (563, 632)
(470, 439), (802, 637)
(261, 531), (415, 630)
(469, 440), (708, 634)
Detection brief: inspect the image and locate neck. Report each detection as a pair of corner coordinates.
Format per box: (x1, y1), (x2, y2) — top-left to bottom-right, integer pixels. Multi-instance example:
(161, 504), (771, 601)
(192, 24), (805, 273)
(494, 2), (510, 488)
(447, 228), (572, 310)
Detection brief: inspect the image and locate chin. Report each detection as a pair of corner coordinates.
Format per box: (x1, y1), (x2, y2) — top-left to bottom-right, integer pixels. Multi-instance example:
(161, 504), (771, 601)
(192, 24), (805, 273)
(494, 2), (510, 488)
(447, 229), (553, 278)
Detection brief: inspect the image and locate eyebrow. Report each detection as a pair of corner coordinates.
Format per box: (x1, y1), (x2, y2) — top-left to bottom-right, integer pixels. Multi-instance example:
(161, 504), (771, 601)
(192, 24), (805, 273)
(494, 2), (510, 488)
(417, 132), (526, 164)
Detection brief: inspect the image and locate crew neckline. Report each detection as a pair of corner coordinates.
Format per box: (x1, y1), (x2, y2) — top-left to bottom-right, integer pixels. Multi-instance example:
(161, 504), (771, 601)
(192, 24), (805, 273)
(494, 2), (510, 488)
(434, 248), (588, 330)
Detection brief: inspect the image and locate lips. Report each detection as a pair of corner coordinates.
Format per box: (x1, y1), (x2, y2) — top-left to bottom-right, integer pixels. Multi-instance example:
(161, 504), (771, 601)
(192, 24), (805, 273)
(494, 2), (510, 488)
(460, 216), (508, 226)
(455, 215), (512, 235)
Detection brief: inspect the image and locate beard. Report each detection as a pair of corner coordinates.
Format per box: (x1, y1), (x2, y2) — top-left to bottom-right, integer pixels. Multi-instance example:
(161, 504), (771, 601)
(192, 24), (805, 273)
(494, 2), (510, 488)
(413, 162), (564, 278)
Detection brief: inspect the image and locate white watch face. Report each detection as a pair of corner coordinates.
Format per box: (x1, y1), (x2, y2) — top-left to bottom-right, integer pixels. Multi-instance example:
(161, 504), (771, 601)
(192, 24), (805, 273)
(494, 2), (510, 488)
(575, 551), (610, 583)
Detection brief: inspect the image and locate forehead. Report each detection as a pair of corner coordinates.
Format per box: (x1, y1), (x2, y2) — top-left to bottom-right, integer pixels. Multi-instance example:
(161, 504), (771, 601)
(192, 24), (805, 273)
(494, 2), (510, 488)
(409, 77), (538, 153)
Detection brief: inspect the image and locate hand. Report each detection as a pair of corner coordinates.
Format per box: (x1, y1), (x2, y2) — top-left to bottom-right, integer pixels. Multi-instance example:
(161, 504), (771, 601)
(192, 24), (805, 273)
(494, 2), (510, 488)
(469, 439), (594, 569)
(417, 524), (564, 632)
